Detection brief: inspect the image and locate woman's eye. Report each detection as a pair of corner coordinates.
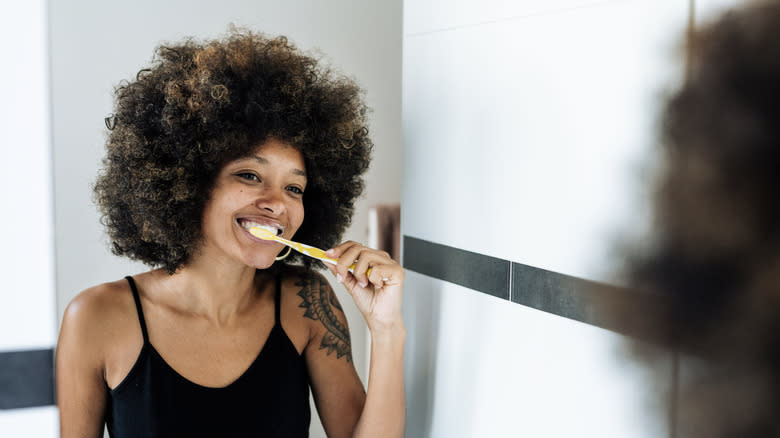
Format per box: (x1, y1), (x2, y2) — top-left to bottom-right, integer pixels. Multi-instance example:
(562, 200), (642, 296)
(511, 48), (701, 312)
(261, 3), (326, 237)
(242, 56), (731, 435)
(287, 186), (304, 195)
(236, 172), (259, 182)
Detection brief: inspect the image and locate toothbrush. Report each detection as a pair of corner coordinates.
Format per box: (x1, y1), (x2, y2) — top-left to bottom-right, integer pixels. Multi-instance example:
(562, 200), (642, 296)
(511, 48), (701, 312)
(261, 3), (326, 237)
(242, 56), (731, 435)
(249, 226), (370, 276)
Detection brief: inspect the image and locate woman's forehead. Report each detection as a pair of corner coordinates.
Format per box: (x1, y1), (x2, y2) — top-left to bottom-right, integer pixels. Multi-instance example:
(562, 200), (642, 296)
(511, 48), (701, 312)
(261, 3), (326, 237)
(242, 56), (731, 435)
(243, 139), (307, 176)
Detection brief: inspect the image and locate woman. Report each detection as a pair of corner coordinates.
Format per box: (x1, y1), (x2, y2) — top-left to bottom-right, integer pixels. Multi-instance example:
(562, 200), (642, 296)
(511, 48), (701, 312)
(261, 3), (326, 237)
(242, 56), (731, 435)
(56, 30), (405, 437)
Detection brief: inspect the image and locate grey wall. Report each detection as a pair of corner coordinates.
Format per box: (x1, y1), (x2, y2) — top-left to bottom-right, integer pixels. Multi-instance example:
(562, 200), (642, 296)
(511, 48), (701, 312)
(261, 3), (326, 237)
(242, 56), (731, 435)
(48, 1), (401, 436)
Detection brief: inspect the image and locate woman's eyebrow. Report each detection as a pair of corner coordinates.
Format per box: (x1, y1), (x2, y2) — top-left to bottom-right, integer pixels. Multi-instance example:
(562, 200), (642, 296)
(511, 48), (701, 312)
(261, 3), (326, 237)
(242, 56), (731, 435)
(252, 155), (307, 177)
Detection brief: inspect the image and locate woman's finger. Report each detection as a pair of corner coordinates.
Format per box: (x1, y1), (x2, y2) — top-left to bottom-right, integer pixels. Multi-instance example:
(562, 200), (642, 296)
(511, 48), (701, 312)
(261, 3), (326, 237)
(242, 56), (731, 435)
(326, 240), (359, 259)
(351, 252), (378, 288)
(334, 244), (362, 279)
(326, 240), (401, 289)
(367, 262), (403, 288)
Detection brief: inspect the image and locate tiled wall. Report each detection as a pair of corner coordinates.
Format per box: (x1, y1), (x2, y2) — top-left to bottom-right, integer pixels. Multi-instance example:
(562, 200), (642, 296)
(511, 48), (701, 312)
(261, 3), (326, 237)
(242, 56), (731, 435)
(402, 240), (673, 437)
(402, 0), (754, 437)
(401, 0), (695, 436)
(404, 236), (626, 331)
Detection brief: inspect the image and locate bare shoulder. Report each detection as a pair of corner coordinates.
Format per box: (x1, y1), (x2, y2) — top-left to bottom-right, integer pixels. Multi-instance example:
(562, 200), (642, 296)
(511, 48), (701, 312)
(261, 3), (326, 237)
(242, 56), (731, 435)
(63, 279), (134, 329)
(280, 266), (353, 363)
(60, 279), (139, 356)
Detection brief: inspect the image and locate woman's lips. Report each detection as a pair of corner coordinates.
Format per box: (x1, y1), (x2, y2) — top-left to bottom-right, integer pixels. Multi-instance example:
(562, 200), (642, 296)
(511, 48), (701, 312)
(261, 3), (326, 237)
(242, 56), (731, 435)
(236, 218), (284, 236)
(236, 218), (284, 245)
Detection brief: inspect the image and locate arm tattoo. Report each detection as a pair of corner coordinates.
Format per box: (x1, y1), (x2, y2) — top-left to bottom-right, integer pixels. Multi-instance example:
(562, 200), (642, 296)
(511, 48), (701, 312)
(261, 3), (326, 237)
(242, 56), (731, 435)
(296, 277), (353, 362)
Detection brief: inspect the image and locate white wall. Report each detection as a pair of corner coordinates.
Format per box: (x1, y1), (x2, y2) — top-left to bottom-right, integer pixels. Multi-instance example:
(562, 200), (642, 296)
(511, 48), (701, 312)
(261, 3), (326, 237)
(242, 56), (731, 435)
(403, 0), (689, 282)
(0, 0), (58, 435)
(402, 0), (689, 436)
(404, 273), (671, 437)
(49, 1), (401, 437)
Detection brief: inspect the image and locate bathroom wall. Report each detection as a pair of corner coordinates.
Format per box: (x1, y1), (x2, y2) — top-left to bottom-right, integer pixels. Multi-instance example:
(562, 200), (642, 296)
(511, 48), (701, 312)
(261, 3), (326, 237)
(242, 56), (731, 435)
(0, 0), (59, 435)
(401, 0), (713, 436)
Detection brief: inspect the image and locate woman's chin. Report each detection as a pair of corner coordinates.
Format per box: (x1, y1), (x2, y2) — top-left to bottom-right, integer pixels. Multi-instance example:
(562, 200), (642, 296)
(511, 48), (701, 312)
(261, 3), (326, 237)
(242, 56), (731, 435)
(236, 247), (285, 270)
(245, 255), (278, 270)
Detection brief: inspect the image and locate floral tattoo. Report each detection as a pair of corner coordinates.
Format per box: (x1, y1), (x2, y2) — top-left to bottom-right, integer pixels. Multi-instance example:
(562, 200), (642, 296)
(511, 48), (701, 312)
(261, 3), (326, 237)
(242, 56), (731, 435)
(297, 277), (352, 362)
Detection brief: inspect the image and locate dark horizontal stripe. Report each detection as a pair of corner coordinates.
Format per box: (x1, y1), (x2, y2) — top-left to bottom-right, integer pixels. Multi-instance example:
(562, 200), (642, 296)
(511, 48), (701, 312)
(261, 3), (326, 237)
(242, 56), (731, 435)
(403, 235), (631, 332)
(511, 262), (629, 331)
(0, 348), (55, 410)
(403, 236), (510, 300)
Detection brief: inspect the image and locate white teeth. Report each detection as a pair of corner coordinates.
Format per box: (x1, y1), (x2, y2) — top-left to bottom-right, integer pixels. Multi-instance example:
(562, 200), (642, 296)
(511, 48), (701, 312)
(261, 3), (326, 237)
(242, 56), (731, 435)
(240, 220), (283, 236)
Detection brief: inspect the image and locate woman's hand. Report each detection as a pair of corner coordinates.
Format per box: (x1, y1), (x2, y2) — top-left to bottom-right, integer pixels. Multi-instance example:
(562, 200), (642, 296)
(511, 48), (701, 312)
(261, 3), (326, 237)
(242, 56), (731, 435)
(325, 241), (404, 334)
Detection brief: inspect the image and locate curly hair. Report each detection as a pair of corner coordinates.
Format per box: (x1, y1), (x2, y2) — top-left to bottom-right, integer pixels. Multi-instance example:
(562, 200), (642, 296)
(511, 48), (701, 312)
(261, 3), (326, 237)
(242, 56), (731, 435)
(608, 1), (780, 436)
(94, 30), (372, 273)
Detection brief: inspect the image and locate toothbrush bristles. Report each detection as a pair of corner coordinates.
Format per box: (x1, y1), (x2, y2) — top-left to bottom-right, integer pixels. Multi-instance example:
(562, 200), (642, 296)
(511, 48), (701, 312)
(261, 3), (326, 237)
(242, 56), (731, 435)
(249, 227), (277, 240)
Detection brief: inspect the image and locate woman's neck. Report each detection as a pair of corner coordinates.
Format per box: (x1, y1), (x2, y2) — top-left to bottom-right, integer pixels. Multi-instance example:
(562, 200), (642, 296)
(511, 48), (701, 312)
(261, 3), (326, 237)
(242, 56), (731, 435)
(152, 255), (274, 327)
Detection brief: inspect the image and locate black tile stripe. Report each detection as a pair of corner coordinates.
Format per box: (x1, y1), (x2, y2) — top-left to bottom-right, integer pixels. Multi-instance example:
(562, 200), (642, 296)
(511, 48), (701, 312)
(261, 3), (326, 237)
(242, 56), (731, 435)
(0, 348), (55, 409)
(511, 262), (627, 331)
(403, 235), (628, 331)
(403, 236), (510, 300)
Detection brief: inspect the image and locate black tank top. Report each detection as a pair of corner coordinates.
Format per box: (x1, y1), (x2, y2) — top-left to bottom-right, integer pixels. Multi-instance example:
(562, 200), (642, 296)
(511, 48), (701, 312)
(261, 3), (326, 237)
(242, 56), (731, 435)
(105, 275), (311, 437)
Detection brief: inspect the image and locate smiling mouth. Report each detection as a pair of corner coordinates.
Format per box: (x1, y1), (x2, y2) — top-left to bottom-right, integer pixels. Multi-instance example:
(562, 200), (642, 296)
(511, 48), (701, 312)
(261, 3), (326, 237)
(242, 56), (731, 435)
(237, 219), (284, 237)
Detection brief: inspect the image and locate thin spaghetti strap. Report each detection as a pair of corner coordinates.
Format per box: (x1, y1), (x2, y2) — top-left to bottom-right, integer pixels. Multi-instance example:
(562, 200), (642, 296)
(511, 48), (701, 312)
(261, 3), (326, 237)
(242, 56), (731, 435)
(125, 276), (149, 344)
(274, 273), (282, 326)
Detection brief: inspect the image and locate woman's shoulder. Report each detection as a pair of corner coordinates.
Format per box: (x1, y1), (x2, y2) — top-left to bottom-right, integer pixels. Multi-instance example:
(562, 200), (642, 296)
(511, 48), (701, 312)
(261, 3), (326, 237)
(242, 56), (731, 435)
(61, 278), (138, 346)
(275, 266), (341, 344)
(59, 278), (147, 390)
(65, 279), (132, 318)
(278, 266), (337, 306)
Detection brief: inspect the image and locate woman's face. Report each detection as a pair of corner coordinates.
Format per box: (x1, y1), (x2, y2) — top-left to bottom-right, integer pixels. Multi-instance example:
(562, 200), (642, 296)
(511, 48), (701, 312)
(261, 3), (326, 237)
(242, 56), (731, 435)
(200, 138), (307, 269)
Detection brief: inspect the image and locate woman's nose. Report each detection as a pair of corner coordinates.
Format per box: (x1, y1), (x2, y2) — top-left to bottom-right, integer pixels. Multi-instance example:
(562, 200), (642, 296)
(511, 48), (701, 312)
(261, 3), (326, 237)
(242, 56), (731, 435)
(255, 189), (285, 214)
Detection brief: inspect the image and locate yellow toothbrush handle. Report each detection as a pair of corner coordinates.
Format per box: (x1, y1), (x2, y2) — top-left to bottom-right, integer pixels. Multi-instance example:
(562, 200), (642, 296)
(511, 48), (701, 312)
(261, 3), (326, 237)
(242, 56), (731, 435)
(272, 233), (371, 276)
(286, 240), (338, 264)
(295, 243), (368, 275)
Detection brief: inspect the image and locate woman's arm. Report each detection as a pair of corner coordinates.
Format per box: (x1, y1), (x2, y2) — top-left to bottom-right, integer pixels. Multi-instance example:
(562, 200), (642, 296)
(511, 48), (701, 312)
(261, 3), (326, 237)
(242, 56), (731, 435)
(300, 260), (406, 438)
(327, 241), (406, 438)
(353, 323), (406, 437)
(300, 273), (366, 437)
(56, 287), (113, 438)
